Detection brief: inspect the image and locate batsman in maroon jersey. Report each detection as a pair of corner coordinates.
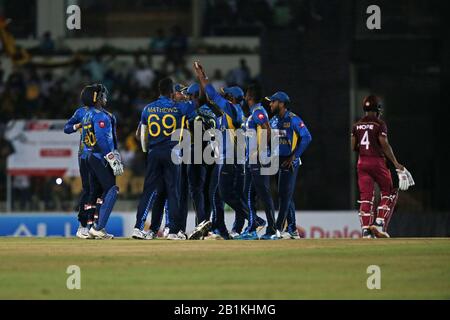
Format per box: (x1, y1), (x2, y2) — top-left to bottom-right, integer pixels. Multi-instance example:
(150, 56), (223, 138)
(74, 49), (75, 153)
(351, 95), (409, 238)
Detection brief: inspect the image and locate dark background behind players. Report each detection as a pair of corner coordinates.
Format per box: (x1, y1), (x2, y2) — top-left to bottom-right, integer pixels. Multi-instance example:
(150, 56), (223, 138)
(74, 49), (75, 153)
(0, 0), (448, 234)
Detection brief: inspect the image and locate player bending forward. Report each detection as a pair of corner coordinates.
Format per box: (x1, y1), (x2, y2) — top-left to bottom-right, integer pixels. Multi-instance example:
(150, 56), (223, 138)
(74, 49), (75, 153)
(351, 95), (414, 238)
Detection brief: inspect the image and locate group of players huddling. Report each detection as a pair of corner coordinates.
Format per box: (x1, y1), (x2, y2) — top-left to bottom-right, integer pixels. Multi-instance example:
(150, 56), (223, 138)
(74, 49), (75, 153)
(64, 61), (413, 240)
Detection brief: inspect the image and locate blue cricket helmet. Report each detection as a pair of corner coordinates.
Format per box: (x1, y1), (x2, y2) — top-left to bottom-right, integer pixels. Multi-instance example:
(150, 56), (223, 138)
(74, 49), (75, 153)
(174, 83), (186, 93)
(266, 91), (290, 104)
(186, 83), (200, 96)
(222, 86), (244, 100)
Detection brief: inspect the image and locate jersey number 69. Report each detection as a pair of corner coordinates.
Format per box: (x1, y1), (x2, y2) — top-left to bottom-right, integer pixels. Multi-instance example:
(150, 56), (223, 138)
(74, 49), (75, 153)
(147, 114), (177, 137)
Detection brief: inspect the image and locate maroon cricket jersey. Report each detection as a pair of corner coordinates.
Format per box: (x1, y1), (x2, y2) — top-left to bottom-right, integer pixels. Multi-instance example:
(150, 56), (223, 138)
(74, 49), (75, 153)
(351, 115), (388, 158)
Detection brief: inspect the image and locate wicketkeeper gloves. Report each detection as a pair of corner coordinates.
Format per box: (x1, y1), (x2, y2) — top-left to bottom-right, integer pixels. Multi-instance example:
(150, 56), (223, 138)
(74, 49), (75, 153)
(105, 151), (124, 176)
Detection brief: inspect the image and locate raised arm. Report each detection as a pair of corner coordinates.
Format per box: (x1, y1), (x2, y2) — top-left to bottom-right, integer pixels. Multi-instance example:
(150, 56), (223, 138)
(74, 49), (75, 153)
(193, 62), (226, 117)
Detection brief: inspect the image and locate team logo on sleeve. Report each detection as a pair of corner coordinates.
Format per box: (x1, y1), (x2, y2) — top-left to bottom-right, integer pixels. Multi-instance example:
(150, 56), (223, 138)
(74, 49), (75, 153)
(257, 113), (265, 120)
(99, 121), (105, 128)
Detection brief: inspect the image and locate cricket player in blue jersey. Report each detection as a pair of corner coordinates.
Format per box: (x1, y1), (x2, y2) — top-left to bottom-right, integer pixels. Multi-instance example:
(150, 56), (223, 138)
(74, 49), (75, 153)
(64, 101), (90, 238)
(80, 84), (124, 239)
(193, 62), (265, 239)
(237, 84), (279, 240)
(132, 83), (187, 240)
(136, 77), (198, 240)
(183, 82), (223, 240)
(268, 91), (312, 239)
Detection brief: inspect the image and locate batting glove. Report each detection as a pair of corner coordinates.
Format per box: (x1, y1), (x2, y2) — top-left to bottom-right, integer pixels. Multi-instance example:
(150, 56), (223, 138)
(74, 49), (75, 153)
(396, 168), (411, 191)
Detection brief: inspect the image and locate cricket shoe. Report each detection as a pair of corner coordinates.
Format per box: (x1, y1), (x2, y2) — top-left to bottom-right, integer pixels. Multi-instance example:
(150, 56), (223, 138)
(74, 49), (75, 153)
(204, 232), (225, 240)
(76, 225), (90, 239)
(260, 230), (281, 240)
(362, 228), (373, 239)
(204, 229), (230, 240)
(131, 228), (154, 240)
(288, 229), (301, 239)
(163, 227), (170, 238)
(229, 231), (240, 239)
(280, 231), (293, 240)
(235, 230), (259, 240)
(255, 216), (267, 232)
(167, 231), (187, 240)
(88, 227), (114, 240)
(369, 219), (390, 238)
(188, 220), (212, 240)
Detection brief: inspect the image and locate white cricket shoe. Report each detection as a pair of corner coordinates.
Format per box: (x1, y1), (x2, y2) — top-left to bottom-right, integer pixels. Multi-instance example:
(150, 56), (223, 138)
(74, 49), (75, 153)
(229, 231), (240, 239)
(163, 227), (170, 238)
(289, 230), (301, 240)
(167, 231), (187, 240)
(270, 230), (282, 240)
(131, 228), (153, 240)
(370, 219), (390, 238)
(188, 220), (212, 240)
(88, 227), (114, 240)
(76, 226), (90, 239)
(204, 232), (224, 240)
(280, 231), (292, 240)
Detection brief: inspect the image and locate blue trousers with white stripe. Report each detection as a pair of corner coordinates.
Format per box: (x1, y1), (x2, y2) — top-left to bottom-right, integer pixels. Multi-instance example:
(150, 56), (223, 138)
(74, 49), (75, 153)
(135, 147), (181, 233)
(276, 163), (299, 231)
(286, 199), (297, 232)
(220, 163), (248, 233)
(209, 163), (226, 233)
(244, 164), (276, 233)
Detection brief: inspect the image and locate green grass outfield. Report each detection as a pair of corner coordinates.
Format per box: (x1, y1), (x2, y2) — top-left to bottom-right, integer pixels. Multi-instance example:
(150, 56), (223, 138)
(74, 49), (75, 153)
(0, 238), (449, 299)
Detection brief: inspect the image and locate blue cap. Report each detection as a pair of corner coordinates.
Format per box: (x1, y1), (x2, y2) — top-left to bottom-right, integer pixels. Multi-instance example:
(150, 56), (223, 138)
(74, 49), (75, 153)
(186, 83), (200, 96)
(222, 86), (244, 100)
(266, 91), (290, 104)
(174, 83), (186, 93)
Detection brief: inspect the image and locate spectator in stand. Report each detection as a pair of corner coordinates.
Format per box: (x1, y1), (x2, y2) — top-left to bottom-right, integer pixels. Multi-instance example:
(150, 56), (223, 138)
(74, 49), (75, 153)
(165, 25), (188, 72)
(24, 69), (41, 114)
(39, 31), (55, 54)
(226, 58), (251, 87)
(0, 131), (14, 201)
(150, 28), (168, 54)
(12, 175), (31, 211)
(84, 54), (105, 82)
(133, 60), (156, 89)
(40, 72), (54, 99)
(273, 0), (292, 27)
(211, 69), (226, 90)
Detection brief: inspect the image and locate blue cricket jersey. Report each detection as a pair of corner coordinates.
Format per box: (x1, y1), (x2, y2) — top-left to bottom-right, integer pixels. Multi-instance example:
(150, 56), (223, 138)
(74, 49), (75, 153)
(205, 84), (245, 161)
(269, 110), (312, 161)
(64, 106), (89, 159)
(140, 95), (196, 149)
(81, 107), (116, 159)
(103, 109), (119, 150)
(245, 103), (270, 162)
